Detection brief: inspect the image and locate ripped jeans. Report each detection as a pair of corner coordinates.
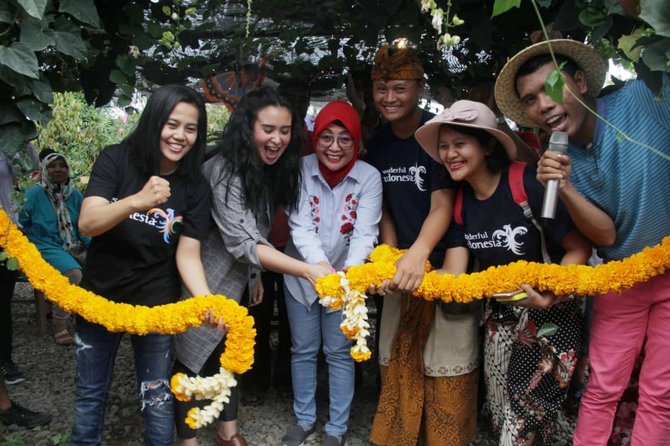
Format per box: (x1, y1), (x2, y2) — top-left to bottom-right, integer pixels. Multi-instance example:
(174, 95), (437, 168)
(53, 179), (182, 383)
(71, 317), (174, 446)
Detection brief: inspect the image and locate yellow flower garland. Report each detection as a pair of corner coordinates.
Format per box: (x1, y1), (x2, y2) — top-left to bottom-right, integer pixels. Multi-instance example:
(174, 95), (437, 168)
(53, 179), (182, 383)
(316, 238), (670, 303)
(316, 239), (670, 359)
(0, 208), (255, 428)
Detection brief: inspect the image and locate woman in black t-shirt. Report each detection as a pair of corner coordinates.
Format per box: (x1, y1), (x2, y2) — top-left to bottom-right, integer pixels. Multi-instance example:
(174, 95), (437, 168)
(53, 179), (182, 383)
(72, 85), (213, 446)
(416, 100), (591, 446)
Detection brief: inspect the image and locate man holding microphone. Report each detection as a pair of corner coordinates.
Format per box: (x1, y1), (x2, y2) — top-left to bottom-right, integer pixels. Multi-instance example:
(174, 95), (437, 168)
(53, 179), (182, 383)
(494, 38), (670, 445)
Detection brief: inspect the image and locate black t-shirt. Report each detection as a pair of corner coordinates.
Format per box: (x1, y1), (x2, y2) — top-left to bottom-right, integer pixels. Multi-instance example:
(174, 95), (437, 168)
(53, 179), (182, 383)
(446, 164), (573, 268)
(365, 110), (454, 265)
(82, 144), (211, 306)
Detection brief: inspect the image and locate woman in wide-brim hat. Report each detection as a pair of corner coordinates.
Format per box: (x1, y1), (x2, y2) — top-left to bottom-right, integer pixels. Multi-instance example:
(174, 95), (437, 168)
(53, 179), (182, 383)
(417, 99), (591, 446)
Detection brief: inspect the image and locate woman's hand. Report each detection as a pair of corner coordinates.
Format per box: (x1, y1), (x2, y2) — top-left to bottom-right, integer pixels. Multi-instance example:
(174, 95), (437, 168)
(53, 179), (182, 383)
(391, 249), (428, 294)
(203, 309), (228, 334)
(305, 261), (334, 284)
(368, 280), (392, 296)
(499, 284), (567, 310)
(249, 279), (264, 307)
(132, 176), (171, 210)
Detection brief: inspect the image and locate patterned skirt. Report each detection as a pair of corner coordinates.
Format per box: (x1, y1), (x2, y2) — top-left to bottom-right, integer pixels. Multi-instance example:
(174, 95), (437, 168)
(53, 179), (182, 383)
(483, 299), (582, 445)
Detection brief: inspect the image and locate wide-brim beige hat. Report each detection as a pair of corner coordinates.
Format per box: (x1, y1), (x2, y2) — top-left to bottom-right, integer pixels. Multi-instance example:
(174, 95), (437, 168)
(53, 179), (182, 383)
(415, 100), (517, 162)
(494, 39), (608, 128)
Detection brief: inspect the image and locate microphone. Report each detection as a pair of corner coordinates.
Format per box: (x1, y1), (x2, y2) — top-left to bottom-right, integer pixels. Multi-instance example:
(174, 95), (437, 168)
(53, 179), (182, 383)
(541, 131), (569, 219)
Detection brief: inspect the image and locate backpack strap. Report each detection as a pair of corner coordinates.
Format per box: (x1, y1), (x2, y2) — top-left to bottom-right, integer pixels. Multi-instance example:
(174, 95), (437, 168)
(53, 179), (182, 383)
(453, 187), (464, 226)
(508, 161), (552, 264)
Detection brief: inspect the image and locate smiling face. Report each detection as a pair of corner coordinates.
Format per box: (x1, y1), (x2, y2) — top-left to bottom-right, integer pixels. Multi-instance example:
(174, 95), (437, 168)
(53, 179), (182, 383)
(252, 105), (293, 166)
(159, 101), (199, 174)
(515, 62), (594, 143)
(315, 123), (356, 172)
(372, 79), (423, 123)
(46, 158), (69, 185)
(437, 126), (490, 184)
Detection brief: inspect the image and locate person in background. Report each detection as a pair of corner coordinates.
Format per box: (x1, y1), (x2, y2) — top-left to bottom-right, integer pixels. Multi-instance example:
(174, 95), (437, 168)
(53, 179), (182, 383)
(173, 87), (331, 446)
(19, 149), (90, 346)
(72, 84), (213, 446)
(496, 38), (670, 445)
(416, 100), (590, 445)
(280, 100), (382, 446)
(0, 149), (51, 428)
(365, 45), (476, 446)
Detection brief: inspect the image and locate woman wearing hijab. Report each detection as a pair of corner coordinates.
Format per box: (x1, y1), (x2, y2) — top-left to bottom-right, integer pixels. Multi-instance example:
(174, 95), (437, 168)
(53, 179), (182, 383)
(280, 101), (382, 446)
(20, 149), (90, 345)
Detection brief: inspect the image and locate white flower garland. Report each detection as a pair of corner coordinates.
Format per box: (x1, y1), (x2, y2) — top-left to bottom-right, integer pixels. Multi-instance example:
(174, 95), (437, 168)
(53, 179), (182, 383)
(319, 272), (372, 362)
(171, 368), (237, 429)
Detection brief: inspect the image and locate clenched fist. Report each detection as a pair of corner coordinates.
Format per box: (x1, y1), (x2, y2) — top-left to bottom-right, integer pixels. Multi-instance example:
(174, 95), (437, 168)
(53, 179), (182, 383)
(133, 176), (171, 210)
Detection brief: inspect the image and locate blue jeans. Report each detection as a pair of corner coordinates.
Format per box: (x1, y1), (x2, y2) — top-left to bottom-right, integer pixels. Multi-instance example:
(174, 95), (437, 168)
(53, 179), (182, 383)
(285, 288), (354, 436)
(71, 318), (174, 446)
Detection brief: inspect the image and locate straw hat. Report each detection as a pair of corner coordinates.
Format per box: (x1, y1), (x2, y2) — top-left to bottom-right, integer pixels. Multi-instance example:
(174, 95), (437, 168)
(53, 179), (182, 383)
(494, 39), (608, 128)
(415, 100), (517, 161)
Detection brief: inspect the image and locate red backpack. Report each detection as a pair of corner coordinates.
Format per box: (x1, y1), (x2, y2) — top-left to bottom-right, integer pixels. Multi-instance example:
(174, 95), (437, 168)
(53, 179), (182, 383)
(452, 161), (551, 264)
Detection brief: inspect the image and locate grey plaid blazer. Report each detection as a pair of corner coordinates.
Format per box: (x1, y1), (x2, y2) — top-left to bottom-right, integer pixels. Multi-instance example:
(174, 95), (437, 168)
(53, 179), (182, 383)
(174, 155), (272, 373)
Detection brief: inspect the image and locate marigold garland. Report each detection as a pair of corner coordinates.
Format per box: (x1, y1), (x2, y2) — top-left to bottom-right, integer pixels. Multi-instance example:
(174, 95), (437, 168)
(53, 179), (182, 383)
(316, 238), (670, 303)
(316, 239), (670, 358)
(0, 208), (255, 429)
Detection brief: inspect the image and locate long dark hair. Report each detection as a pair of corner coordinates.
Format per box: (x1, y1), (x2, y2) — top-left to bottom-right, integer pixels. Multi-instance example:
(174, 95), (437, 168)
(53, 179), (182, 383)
(124, 84), (207, 182)
(443, 124), (510, 173)
(215, 86), (303, 216)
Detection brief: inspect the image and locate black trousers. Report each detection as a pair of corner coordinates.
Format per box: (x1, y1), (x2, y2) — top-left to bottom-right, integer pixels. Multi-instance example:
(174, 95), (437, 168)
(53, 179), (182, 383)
(241, 270), (292, 392)
(0, 264), (17, 362)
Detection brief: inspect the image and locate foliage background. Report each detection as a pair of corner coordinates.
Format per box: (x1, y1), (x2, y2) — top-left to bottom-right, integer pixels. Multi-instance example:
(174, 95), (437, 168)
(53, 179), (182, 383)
(0, 0), (668, 162)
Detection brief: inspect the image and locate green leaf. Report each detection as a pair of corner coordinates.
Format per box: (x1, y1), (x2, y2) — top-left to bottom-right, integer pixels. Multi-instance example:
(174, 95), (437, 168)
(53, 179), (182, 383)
(30, 75), (54, 103)
(536, 0), (552, 7)
(59, 0), (100, 27)
(54, 31), (87, 59)
(618, 28), (645, 62)
(536, 323), (559, 339)
(0, 251), (7, 262)
(6, 257), (18, 271)
(0, 124), (27, 157)
(545, 68), (565, 104)
(16, 0), (47, 20)
(0, 2), (12, 23)
(16, 98), (48, 124)
(491, 0), (521, 18)
(0, 42), (39, 79)
(20, 16), (56, 51)
(640, 0), (670, 38)
(579, 7), (607, 28)
(641, 39), (670, 72)
(109, 69), (128, 84)
(0, 106), (24, 126)
(115, 55), (136, 77)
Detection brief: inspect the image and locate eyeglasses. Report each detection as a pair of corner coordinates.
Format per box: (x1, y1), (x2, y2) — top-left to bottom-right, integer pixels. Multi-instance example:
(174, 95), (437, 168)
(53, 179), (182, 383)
(317, 133), (354, 149)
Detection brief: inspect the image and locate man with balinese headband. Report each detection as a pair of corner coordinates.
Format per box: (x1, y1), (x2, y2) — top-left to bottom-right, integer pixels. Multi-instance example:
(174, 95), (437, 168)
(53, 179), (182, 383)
(365, 44), (474, 446)
(495, 38), (670, 446)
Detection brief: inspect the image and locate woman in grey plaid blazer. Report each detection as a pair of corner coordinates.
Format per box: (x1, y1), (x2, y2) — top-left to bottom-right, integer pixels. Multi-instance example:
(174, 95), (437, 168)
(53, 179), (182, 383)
(174, 87), (332, 446)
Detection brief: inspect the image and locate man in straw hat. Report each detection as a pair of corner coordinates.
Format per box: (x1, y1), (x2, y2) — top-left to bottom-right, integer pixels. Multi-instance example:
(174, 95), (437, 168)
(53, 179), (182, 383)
(365, 44), (477, 446)
(495, 38), (670, 445)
